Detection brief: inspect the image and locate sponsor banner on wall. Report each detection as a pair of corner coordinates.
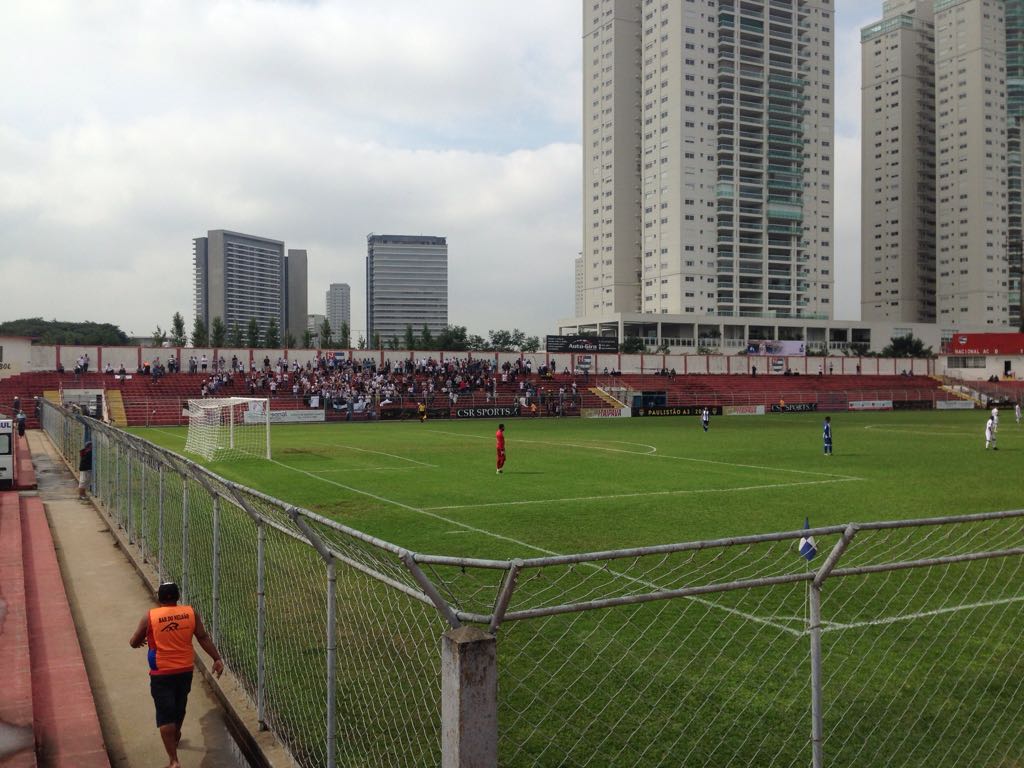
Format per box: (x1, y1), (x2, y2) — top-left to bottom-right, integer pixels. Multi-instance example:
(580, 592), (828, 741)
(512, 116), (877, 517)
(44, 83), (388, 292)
(724, 405), (766, 416)
(632, 405), (723, 417)
(936, 399), (975, 410)
(455, 405), (521, 419)
(769, 402), (817, 413)
(746, 340), (807, 356)
(893, 400), (933, 411)
(379, 407), (450, 421)
(581, 407), (631, 419)
(848, 400), (893, 412)
(244, 409), (326, 424)
(851, 399), (892, 411)
(546, 335), (618, 353)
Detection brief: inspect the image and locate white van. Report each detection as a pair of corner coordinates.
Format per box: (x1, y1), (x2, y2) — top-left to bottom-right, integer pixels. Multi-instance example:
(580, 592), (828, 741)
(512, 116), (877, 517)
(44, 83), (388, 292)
(0, 418), (13, 490)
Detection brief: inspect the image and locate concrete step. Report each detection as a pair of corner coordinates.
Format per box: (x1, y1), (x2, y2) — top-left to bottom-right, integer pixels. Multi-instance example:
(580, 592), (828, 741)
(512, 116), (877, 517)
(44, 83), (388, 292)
(20, 495), (109, 767)
(0, 492), (38, 767)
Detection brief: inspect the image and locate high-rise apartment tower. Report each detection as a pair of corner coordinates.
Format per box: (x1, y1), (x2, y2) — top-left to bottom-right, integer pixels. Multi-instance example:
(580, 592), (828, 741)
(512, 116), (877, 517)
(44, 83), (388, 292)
(862, 0), (1012, 328)
(366, 234), (448, 344)
(193, 230), (308, 345)
(581, 0), (836, 321)
(325, 283), (351, 340)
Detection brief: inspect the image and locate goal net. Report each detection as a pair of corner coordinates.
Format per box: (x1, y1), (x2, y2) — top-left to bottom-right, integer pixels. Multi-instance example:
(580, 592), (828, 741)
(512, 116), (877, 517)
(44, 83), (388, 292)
(184, 397), (271, 461)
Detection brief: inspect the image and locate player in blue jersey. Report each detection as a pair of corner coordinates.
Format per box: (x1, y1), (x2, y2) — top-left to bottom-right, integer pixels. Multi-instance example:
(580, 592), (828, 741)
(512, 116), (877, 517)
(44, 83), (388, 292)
(822, 416), (833, 456)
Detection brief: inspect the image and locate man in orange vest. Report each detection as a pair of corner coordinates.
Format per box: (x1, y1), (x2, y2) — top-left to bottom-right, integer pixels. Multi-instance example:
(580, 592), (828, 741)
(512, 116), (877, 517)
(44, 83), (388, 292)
(129, 582), (223, 768)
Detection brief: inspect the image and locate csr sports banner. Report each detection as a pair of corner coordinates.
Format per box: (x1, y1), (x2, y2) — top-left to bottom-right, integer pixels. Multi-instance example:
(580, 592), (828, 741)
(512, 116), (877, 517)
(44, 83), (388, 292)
(769, 402), (817, 413)
(455, 406), (520, 419)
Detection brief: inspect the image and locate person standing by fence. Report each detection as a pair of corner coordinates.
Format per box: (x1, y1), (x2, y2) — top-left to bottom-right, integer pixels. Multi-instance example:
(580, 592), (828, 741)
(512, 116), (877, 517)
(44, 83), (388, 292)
(129, 582), (223, 768)
(78, 440), (92, 500)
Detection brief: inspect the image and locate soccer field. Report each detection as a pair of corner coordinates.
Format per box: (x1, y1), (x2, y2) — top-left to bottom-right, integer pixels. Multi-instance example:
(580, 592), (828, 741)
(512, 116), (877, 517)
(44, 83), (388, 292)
(134, 409), (1020, 558)
(117, 409), (1024, 766)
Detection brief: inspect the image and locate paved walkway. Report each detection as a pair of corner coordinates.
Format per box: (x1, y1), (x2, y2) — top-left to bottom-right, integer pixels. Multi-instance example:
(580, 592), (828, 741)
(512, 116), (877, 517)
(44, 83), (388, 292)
(25, 432), (245, 768)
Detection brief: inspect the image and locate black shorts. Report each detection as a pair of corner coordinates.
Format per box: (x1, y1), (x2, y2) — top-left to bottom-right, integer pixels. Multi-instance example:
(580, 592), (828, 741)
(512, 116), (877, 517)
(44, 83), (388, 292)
(150, 671), (193, 727)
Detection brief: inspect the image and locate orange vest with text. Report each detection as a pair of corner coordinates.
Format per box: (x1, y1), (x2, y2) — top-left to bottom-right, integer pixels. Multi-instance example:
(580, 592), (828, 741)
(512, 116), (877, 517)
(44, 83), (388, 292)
(146, 605), (196, 675)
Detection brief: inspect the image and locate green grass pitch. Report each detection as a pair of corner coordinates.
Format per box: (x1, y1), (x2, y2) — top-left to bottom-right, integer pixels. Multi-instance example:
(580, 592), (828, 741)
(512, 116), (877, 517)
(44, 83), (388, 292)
(134, 409), (1019, 559)
(129, 410), (1024, 766)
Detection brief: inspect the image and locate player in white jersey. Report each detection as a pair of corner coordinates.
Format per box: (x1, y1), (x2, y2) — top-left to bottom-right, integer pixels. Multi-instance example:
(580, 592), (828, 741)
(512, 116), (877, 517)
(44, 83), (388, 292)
(1015, 402), (1021, 425)
(985, 416), (998, 450)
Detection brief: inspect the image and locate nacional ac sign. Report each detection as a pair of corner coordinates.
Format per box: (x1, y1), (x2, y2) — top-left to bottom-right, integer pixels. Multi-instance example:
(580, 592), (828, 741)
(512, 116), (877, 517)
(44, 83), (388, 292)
(546, 335), (619, 353)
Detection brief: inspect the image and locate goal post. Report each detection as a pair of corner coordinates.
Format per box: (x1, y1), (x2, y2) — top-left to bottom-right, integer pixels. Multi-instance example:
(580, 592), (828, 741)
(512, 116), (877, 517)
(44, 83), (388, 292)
(184, 397), (271, 461)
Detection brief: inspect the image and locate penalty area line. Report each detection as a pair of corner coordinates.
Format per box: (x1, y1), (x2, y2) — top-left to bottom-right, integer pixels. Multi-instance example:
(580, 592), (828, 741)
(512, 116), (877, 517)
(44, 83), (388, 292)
(820, 595), (1024, 634)
(267, 455), (802, 637)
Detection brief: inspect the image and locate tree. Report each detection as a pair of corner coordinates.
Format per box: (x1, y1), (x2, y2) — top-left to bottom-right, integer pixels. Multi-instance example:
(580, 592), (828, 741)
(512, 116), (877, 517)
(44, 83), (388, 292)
(0, 318), (129, 345)
(302, 329), (315, 349)
(420, 324), (434, 350)
(264, 318), (280, 349)
(247, 318), (261, 348)
(404, 324), (416, 351)
(191, 316), (208, 347)
(229, 322), (243, 348)
(357, 334), (367, 350)
(151, 325), (168, 347)
(319, 318), (333, 349)
(620, 337), (646, 354)
(284, 331), (296, 349)
(467, 334), (489, 351)
(339, 322), (350, 349)
(489, 329), (513, 351)
(372, 332), (381, 349)
(210, 316), (226, 347)
(880, 334), (933, 358)
(437, 325), (468, 350)
(522, 336), (541, 353)
(170, 312), (187, 346)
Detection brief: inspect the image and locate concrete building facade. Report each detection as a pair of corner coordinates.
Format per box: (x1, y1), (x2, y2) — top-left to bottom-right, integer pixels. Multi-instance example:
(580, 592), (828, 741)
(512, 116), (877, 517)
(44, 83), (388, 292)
(193, 230), (307, 345)
(325, 283), (351, 339)
(365, 234), (448, 344)
(285, 249), (308, 345)
(579, 0), (835, 324)
(862, 0), (1014, 330)
(861, 0), (937, 323)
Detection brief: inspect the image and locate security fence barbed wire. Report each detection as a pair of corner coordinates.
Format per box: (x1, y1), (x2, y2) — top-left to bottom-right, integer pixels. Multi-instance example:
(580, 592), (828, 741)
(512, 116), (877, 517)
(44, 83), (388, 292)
(41, 401), (1024, 767)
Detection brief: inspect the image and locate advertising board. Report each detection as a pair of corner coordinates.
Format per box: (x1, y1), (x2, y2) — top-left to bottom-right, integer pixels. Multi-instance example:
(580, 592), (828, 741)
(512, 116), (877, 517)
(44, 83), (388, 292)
(546, 335), (618, 353)
(581, 407), (631, 419)
(243, 409), (326, 424)
(724, 405), (766, 416)
(848, 400), (893, 411)
(632, 405), (723, 417)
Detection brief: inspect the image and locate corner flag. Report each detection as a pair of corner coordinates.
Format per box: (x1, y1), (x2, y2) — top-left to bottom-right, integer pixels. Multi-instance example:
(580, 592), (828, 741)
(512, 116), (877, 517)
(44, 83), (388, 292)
(798, 517), (817, 561)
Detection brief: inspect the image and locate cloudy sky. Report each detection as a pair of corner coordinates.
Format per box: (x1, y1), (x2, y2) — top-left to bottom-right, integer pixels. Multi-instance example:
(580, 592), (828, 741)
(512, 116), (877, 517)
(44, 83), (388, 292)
(0, 1), (880, 342)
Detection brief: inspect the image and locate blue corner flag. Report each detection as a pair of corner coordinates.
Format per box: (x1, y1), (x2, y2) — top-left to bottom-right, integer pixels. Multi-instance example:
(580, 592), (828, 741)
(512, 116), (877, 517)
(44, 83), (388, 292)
(798, 517), (817, 561)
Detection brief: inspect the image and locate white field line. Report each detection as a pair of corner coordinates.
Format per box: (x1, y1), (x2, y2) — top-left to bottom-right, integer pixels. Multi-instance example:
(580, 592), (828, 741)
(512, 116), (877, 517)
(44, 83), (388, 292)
(820, 595), (1024, 634)
(423, 477), (860, 511)
(307, 466), (421, 474)
(862, 424), (981, 437)
(308, 441), (437, 468)
(425, 428), (860, 481)
(266, 456), (803, 637)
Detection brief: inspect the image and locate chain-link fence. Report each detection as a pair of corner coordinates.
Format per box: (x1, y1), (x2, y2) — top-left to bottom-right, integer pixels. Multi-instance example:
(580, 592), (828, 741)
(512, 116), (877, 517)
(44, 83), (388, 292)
(41, 402), (1024, 767)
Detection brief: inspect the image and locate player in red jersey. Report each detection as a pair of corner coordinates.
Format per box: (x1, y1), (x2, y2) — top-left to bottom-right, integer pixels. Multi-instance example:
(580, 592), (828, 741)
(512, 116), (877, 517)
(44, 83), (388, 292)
(495, 423), (506, 474)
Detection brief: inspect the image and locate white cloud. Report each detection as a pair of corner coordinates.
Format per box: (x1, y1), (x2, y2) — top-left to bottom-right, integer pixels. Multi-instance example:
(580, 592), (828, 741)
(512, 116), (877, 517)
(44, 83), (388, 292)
(0, 0), (874, 338)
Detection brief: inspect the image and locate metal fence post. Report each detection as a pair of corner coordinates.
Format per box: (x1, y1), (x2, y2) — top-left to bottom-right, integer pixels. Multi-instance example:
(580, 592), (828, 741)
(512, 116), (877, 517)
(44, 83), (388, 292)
(115, 442), (121, 524)
(127, 452), (134, 544)
(326, 556), (337, 768)
(181, 478), (190, 602)
(257, 518), (267, 730)
(809, 583), (823, 768)
(441, 626), (498, 768)
(211, 495), (221, 643)
(140, 459), (148, 563)
(157, 465), (165, 582)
